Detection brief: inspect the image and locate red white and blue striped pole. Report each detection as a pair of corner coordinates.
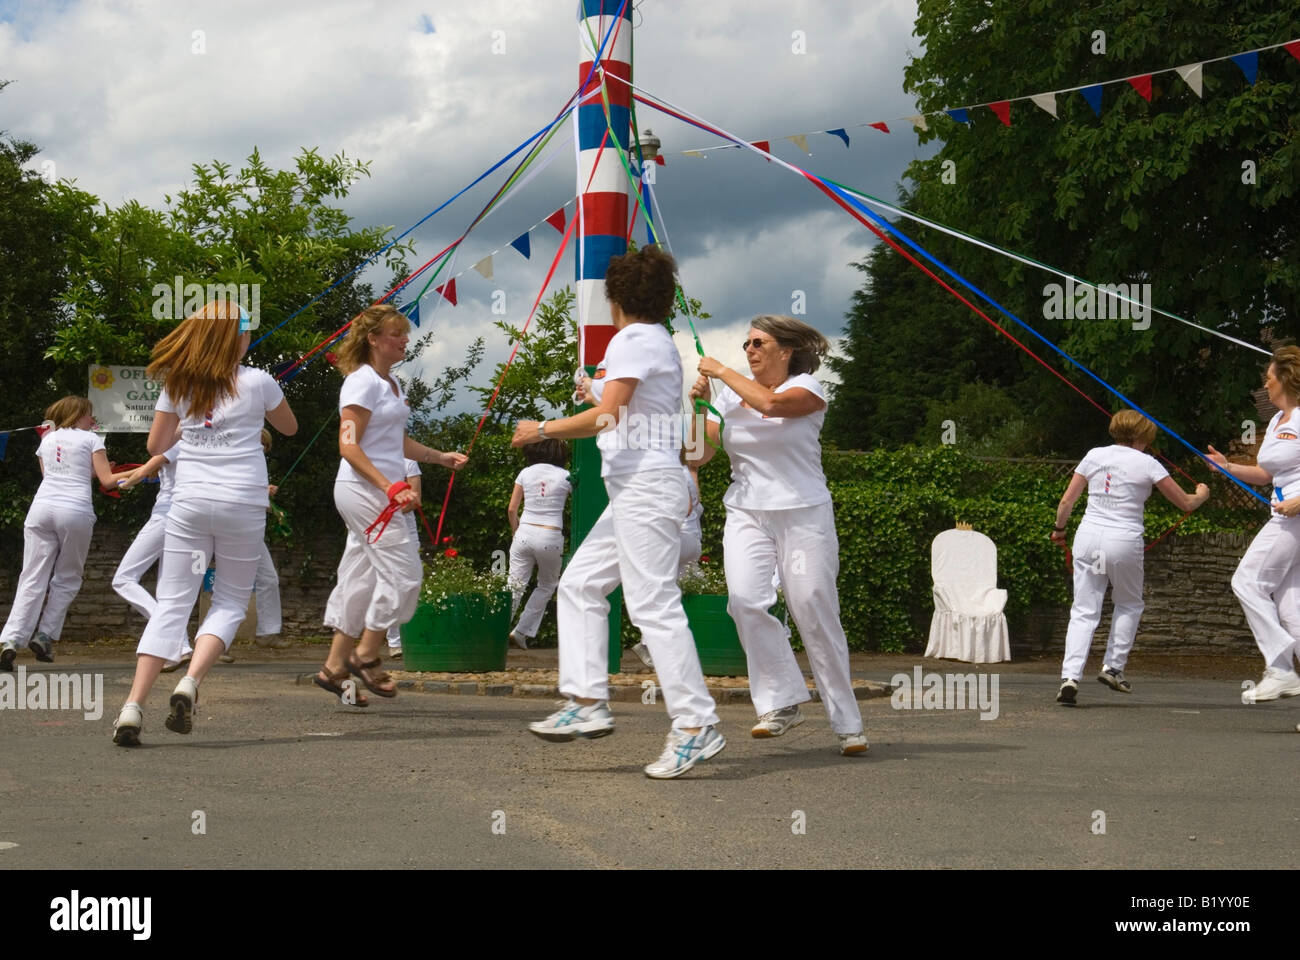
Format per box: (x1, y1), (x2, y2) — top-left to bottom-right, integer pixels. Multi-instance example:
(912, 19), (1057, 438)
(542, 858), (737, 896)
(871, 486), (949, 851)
(573, 0), (633, 673)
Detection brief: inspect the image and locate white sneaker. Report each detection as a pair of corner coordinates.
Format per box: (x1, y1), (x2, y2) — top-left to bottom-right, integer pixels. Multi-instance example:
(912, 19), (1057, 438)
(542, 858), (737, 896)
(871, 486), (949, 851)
(113, 702), (143, 747)
(1243, 667), (1300, 703)
(528, 700), (614, 741)
(510, 633), (529, 651)
(387, 646), (403, 660)
(644, 725), (726, 779)
(751, 705), (804, 738)
(838, 731), (869, 755)
(0, 643), (15, 672)
(632, 642), (654, 669)
(166, 676), (198, 734)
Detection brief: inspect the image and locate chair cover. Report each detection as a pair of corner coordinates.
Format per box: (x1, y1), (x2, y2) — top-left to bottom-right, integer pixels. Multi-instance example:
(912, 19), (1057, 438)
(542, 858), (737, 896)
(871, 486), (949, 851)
(925, 528), (1010, 663)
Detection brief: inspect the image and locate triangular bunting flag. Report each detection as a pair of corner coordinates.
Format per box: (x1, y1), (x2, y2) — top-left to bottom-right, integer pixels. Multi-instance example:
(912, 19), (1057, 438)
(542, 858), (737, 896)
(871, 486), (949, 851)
(434, 279), (456, 307)
(1127, 74), (1153, 101)
(906, 115), (928, 132)
(545, 209), (566, 234)
(1286, 40), (1300, 63)
(1030, 93), (1058, 117)
(1231, 51), (1258, 85)
(988, 101), (1011, 126)
(510, 233), (531, 259)
(827, 128), (850, 148)
(752, 140), (771, 154)
(400, 301), (420, 327)
(0, 432), (11, 461)
(473, 256), (494, 281)
(1079, 84), (1104, 116)
(35, 421), (53, 438)
(869, 121), (890, 134)
(683, 150), (706, 158)
(1175, 63), (1203, 97)
(946, 108), (970, 124)
(786, 134), (811, 155)
(654, 155), (666, 165)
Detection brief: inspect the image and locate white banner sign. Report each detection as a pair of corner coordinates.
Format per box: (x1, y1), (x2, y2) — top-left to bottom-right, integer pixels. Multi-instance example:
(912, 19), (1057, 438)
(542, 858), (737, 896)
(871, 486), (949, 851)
(88, 365), (160, 433)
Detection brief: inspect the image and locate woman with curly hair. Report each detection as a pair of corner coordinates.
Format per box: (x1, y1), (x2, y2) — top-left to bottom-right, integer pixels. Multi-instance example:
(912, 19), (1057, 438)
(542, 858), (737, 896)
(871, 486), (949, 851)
(513, 245), (723, 780)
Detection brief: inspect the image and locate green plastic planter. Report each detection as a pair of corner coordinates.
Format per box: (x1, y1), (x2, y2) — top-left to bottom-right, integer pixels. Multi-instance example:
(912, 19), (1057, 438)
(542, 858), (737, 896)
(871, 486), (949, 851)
(682, 593), (749, 677)
(400, 592), (511, 672)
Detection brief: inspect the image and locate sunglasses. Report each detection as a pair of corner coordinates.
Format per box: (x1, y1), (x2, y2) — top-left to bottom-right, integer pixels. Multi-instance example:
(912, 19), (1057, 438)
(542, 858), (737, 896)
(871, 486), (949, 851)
(741, 338), (770, 351)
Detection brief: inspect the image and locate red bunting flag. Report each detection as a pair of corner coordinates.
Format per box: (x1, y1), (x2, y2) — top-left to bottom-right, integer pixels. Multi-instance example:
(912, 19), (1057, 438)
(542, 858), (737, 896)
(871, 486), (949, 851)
(434, 278), (457, 306)
(1127, 74), (1153, 101)
(545, 209), (566, 234)
(654, 155), (666, 166)
(988, 101), (1011, 126)
(869, 121), (890, 134)
(1286, 40), (1300, 62)
(752, 140), (771, 153)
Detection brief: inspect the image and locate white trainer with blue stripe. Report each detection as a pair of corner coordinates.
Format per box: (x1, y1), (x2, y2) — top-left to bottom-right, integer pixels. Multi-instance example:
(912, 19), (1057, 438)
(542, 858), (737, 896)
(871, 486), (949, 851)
(643, 725), (726, 779)
(529, 700), (615, 741)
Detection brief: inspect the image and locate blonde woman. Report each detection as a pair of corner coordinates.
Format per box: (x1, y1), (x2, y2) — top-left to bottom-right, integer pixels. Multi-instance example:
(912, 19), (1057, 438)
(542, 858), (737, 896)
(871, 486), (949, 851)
(112, 301), (298, 745)
(1051, 410), (1208, 704)
(1207, 345), (1300, 703)
(316, 305), (466, 704)
(1, 397), (122, 670)
(690, 315), (867, 755)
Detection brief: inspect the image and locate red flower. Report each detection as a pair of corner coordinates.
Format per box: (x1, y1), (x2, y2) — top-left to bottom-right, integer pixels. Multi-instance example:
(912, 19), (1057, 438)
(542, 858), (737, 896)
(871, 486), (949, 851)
(444, 548), (459, 558)
(699, 555), (711, 564)
(440, 536), (454, 544)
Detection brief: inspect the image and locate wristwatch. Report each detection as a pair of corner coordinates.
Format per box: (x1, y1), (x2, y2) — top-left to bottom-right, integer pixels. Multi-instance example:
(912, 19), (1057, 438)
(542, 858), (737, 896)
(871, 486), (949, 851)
(537, 421), (548, 439)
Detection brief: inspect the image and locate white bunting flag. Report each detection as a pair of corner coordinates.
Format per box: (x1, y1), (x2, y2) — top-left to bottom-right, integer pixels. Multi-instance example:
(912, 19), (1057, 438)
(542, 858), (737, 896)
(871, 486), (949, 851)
(786, 134), (811, 155)
(1175, 63), (1203, 98)
(906, 114), (928, 132)
(1030, 93), (1058, 118)
(473, 255), (494, 281)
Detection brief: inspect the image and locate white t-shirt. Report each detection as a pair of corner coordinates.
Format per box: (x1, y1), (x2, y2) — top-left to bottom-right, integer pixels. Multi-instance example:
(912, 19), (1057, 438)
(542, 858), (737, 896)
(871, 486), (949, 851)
(595, 323), (684, 478)
(1075, 444), (1168, 536)
(681, 464), (703, 539)
(157, 365), (285, 508)
(31, 428), (105, 517)
(402, 458), (421, 481)
(1257, 407), (1300, 508)
(707, 373), (830, 510)
(336, 364), (410, 487)
(151, 442), (183, 517)
(516, 463), (571, 527)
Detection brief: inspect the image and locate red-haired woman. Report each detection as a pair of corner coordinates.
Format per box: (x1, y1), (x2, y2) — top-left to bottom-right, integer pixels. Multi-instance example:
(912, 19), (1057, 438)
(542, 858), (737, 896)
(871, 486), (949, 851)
(112, 301), (298, 745)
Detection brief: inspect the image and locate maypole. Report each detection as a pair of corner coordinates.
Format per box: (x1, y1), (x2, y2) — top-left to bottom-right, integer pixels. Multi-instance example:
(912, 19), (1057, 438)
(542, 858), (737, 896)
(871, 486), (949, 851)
(574, 0), (633, 673)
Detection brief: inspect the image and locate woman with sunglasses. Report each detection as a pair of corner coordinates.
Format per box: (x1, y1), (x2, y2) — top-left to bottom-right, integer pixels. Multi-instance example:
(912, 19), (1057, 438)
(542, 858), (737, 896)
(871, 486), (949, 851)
(689, 316), (867, 755)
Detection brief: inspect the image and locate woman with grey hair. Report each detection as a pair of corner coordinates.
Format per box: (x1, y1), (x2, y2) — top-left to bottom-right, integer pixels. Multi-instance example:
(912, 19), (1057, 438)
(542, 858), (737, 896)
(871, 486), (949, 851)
(689, 315), (867, 755)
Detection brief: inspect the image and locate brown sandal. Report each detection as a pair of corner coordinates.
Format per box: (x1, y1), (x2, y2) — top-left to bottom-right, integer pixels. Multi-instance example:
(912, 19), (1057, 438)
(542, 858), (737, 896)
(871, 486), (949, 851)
(313, 666), (370, 707)
(347, 654), (397, 698)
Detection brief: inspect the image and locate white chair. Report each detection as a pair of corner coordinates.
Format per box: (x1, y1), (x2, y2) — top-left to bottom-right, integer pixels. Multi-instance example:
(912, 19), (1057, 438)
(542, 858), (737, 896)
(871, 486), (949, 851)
(925, 526), (1010, 663)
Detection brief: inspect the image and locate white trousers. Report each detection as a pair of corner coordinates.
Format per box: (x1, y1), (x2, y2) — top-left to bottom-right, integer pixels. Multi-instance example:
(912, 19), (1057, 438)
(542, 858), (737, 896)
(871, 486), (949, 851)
(137, 498), (265, 660)
(1231, 516), (1300, 671)
(508, 525), (564, 639)
(113, 511), (191, 655)
(723, 502), (862, 735)
(1, 502), (95, 647)
(253, 542), (281, 636)
(557, 468), (718, 729)
(323, 482), (421, 637)
(1061, 523), (1145, 680)
(678, 530), (702, 573)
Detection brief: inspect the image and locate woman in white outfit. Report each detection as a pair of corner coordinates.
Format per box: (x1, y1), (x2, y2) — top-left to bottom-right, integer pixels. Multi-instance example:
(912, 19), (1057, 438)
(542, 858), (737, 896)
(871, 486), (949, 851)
(513, 245), (723, 780)
(316, 304), (466, 705)
(1051, 410), (1208, 705)
(1207, 345), (1300, 703)
(506, 439), (570, 650)
(690, 315), (868, 755)
(1, 397), (122, 670)
(112, 436), (191, 669)
(112, 300), (298, 745)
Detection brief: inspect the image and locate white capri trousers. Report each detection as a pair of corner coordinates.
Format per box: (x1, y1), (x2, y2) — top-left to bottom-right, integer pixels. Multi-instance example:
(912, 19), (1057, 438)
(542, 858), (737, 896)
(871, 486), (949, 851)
(137, 497), (265, 660)
(557, 468), (718, 730)
(113, 511), (191, 657)
(1, 502), (95, 648)
(1061, 522), (1145, 681)
(253, 542), (281, 636)
(509, 525), (564, 639)
(1231, 516), (1300, 671)
(323, 481), (422, 638)
(723, 502), (862, 736)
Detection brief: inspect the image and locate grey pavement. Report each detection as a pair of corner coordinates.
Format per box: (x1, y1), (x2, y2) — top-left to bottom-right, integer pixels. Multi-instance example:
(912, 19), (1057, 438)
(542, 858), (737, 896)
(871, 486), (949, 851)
(0, 650), (1295, 869)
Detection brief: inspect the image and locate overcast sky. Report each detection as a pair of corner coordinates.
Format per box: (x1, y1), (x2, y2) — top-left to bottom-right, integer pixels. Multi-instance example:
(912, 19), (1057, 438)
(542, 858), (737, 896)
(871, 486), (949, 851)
(0, 0), (934, 412)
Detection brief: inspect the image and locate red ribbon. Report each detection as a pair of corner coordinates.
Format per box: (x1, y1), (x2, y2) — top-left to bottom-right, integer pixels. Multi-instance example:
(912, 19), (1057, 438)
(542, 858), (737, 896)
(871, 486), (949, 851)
(365, 482), (412, 544)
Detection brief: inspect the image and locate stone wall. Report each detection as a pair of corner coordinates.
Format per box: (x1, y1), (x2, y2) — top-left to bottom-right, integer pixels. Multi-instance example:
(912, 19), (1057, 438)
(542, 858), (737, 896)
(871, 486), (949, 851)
(0, 523), (1266, 653)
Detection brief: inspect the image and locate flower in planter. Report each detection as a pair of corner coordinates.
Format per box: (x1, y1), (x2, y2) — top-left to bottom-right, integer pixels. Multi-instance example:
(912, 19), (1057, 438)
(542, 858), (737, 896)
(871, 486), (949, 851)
(419, 551), (510, 610)
(444, 548), (459, 558)
(679, 558), (728, 596)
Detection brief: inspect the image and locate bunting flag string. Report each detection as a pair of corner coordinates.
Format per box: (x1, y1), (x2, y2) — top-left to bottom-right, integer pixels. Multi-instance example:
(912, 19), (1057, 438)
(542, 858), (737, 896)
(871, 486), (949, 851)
(676, 37), (1300, 159)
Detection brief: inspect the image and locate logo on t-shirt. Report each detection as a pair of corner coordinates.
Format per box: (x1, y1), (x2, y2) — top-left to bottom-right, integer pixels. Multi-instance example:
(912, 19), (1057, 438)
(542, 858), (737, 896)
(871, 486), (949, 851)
(55, 445), (63, 463)
(1104, 470), (1112, 494)
(203, 410), (213, 429)
(1276, 429), (1298, 441)
(593, 369), (606, 380)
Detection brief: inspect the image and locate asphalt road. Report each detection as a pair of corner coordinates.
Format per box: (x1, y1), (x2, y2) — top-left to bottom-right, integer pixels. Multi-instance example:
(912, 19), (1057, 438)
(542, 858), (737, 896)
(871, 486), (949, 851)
(1, 654), (1295, 869)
